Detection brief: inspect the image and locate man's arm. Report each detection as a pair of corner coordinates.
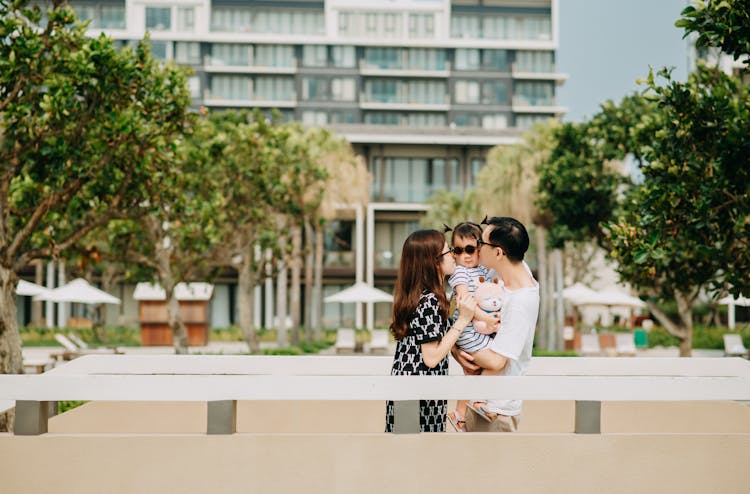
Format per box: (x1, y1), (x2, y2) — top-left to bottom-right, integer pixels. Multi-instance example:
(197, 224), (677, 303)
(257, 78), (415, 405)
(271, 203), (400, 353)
(450, 346), (481, 375)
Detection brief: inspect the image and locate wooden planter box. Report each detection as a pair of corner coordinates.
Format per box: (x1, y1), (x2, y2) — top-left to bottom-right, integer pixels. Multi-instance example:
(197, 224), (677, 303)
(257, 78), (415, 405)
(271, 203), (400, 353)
(139, 300), (209, 346)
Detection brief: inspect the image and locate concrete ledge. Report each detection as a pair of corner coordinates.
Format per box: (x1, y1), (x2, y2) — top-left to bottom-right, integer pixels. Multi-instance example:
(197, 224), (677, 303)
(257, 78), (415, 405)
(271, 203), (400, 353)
(1, 433), (748, 494)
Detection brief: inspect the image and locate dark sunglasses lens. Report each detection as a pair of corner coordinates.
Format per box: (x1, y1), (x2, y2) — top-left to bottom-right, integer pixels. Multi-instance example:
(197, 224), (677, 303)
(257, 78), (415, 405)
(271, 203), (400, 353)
(452, 245), (477, 255)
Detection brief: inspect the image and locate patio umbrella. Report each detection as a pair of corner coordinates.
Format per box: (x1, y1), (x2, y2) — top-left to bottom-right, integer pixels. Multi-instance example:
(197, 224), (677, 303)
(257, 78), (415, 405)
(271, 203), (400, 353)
(719, 295), (750, 330)
(15, 279), (50, 297)
(33, 278), (120, 305)
(562, 282), (597, 304)
(573, 288), (646, 329)
(324, 282), (393, 304)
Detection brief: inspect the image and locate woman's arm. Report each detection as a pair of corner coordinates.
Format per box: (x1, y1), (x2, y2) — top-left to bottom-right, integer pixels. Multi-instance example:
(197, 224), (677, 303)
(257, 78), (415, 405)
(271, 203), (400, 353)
(421, 293), (475, 368)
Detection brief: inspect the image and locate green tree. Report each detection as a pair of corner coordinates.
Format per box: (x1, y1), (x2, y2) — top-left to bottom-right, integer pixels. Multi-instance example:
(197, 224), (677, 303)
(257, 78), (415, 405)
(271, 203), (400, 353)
(210, 111), (294, 353)
(0, 0), (190, 389)
(295, 126), (369, 338)
(677, 0), (750, 68)
(421, 190), (481, 230)
(105, 116), (222, 354)
(608, 66), (750, 356)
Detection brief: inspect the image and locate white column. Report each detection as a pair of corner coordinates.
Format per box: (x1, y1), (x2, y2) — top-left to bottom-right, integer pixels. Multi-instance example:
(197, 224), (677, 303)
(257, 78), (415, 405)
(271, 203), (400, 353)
(554, 249), (565, 351)
(253, 245), (262, 328)
(57, 261), (68, 328)
(264, 248), (274, 330)
(366, 203), (376, 330)
(728, 300), (736, 330)
(355, 204), (365, 329)
(45, 261), (55, 328)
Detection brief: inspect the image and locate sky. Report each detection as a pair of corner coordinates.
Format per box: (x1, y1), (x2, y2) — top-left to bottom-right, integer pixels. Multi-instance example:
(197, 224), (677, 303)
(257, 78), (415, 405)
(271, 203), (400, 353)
(557, 0), (691, 122)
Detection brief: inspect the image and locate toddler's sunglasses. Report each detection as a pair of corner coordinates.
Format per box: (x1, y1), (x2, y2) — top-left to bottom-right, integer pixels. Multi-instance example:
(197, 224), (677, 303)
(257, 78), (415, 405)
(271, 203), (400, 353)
(452, 245), (477, 255)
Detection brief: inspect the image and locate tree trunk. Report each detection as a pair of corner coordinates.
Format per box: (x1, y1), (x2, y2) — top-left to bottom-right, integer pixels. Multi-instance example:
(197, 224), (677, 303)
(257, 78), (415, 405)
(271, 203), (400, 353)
(545, 249), (557, 350)
(312, 224), (324, 340)
(303, 221), (314, 343)
(276, 236), (288, 347)
(238, 243), (260, 353)
(289, 225), (302, 347)
(534, 227), (549, 350)
(163, 277), (189, 354)
(646, 291), (693, 357)
(0, 266), (23, 431)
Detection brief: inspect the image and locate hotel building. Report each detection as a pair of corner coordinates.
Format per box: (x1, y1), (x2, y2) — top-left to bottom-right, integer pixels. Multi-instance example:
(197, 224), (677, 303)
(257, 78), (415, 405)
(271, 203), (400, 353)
(24, 0), (567, 330)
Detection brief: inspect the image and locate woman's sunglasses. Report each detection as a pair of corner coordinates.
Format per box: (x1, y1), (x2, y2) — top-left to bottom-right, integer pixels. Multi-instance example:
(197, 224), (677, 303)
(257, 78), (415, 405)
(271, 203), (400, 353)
(452, 245), (477, 255)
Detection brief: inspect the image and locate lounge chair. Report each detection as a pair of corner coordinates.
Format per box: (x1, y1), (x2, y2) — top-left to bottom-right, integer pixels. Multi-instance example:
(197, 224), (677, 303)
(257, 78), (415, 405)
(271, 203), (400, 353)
(615, 333), (637, 357)
(334, 328), (356, 354)
(368, 330), (390, 354)
(580, 333), (602, 356)
(723, 334), (748, 358)
(54, 333), (120, 360)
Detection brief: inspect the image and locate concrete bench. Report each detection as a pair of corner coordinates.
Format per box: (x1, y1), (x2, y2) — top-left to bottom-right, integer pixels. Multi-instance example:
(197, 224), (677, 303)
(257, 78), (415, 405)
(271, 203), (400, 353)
(1, 355), (749, 435)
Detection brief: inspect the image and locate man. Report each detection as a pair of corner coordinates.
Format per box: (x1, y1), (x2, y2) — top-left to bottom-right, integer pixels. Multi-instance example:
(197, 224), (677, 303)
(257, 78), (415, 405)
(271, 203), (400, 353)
(452, 216), (539, 432)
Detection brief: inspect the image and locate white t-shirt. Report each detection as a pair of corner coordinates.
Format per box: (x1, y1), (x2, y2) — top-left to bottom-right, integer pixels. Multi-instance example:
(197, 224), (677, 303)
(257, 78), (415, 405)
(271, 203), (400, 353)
(485, 264), (539, 416)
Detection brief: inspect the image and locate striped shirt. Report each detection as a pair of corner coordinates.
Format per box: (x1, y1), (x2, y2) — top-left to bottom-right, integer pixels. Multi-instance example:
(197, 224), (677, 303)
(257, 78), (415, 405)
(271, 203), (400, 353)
(449, 265), (495, 353)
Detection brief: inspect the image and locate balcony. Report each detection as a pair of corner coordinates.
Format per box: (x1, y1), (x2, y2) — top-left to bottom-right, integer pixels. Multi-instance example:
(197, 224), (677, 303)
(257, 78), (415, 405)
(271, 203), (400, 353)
(204, 56), (297, 75)
(359, 60), (451, 78)
(511, 63), (569, 83)
(512, 96), (567, 115)
(203, 90), (297, 108)
(359, 94), (450, 112)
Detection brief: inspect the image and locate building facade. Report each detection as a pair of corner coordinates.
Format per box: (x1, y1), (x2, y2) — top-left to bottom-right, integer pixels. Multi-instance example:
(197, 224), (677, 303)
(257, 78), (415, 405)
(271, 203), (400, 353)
(29, 0), (567, 330)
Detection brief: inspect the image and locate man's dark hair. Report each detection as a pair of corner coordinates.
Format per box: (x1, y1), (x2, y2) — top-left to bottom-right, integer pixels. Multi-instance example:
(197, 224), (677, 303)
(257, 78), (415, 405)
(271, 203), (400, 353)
(487, 217), (529, 263)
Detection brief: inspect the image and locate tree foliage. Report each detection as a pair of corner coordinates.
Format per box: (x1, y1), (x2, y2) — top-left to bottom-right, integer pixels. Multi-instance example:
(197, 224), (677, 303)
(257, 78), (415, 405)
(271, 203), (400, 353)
(677, 0), (750, 68)
(608, 65), (750, 302)
(0, 0), (190, 378)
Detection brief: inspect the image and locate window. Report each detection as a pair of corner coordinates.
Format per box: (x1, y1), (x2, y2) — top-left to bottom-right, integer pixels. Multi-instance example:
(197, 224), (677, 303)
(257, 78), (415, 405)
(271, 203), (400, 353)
(406, 49), (446, 71)
(254, 77), (295, 102)
(514, 81), (554, 106)
(302, 45), (328, 67)
(409, 13), (434, 39)
(331, 78), (356, 101)
(364, 48), (401, 70)
(302, 77), (329, 101)
(211, 44), (251, 66)
(211, 8), (323, 34)
(187, 76), (201, 98)
(455, 81), (480, 104)
(454, 49), (480, 71)
(328, 110), (357, 124)
(255, 45), (294, 68)
(210, 76), (252, 100)
(515, 114), (553, 129)
(175, 42), (201, 64)
(364, 80), (399, 104)
(149, 40), (169, 61)
(176, 7), (194, 32)
(145, 7), (171, 31)
(371, 157), (459, 203)
(482, 114), (508, 129)
(482, 81), (509, 105)
(453, 113), (481, 128)
(101, 6), (126, 29)
(302, 111), (327, 126)
(331, 46), (356, 68)
(482, 50), (509, 71)
(515, 51), (554, 73)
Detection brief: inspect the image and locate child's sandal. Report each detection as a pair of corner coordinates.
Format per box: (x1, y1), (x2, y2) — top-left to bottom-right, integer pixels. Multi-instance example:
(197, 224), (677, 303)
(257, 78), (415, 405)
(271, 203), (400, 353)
(448, 410), (466, 432)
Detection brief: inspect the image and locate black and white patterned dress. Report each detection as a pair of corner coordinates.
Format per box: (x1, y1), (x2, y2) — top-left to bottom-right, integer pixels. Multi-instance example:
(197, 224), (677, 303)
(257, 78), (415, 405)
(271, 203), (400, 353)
(385, 292), (449, 432)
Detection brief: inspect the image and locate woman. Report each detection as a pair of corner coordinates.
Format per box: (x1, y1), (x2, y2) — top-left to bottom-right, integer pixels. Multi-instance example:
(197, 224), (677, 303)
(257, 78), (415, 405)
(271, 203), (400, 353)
(384, 229), (476, 432)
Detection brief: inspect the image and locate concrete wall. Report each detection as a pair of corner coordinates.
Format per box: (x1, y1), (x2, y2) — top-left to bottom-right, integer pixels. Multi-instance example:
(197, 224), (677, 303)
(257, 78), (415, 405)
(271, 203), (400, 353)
(2, 433), (748, 494)
(1, 400), (747, 493)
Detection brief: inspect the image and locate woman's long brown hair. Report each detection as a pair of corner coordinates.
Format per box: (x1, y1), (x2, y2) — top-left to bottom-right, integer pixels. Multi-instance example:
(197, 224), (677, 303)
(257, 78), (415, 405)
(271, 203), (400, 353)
(389, 230), (450, 341)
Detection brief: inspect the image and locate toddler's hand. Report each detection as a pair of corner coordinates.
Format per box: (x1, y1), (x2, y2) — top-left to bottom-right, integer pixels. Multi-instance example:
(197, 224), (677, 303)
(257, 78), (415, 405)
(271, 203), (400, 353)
(456, 293), (476, 325)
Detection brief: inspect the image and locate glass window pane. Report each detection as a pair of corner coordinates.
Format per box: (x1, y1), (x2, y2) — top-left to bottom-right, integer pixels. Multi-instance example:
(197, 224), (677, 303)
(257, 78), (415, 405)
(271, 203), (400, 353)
(331, 46), (356, 67)
(303, 45), (328, 67)
(146, 7), (171, 31)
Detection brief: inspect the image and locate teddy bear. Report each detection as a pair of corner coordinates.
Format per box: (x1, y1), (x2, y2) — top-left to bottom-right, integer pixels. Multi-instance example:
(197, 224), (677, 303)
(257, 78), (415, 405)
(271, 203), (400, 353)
(473, 276), (504, 335)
